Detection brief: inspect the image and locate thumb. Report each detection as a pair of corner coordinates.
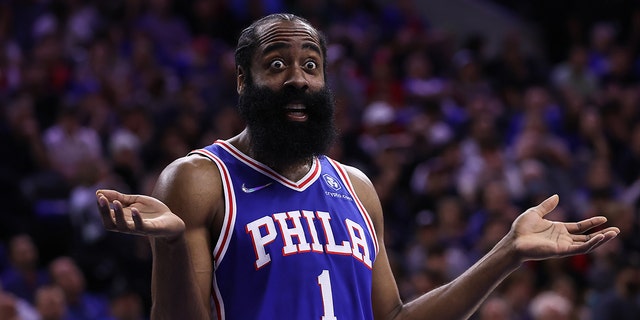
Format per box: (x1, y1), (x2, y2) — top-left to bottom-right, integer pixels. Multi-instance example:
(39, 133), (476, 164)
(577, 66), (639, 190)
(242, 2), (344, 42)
(535, 194), (559, 217)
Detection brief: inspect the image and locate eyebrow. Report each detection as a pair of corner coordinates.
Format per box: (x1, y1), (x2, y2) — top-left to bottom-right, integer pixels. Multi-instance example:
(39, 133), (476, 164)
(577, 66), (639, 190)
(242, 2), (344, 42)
(302, 42), (322, 56)
(261, 41), (322, 57)
(262, 42), (290, 56)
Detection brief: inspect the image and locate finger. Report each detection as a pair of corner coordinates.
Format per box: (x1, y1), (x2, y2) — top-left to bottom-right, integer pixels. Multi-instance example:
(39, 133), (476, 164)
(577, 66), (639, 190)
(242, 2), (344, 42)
(570, 226), (620, 242)
(582, 230), (617, 253)
(568, 229), (620, 255)
(601, 229), (620, 242)
(113, 200), (130, 230)
(571, 232), (597, 243)
(96, 189), (122, 201)
(566, 234), (605, 255)
(131, 207), (145, 231)
(96, 193), (117, 229)
(565, 216), (608, 233)
(584, 234), (607, 253)
(96, 189), (139, 206)
(534, 194), (559, 217)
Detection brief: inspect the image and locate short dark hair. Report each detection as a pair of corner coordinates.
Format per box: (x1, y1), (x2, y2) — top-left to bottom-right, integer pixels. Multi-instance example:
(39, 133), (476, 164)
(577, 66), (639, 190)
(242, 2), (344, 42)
(235, 13), (328, 84)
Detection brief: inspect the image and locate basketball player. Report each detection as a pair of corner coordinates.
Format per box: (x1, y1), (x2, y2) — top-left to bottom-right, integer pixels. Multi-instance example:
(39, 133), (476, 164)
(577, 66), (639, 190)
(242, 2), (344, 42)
(95, 14), (619, 319)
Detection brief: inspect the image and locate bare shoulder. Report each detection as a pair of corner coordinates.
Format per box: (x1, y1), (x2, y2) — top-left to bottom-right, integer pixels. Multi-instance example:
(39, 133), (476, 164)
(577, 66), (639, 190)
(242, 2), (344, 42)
(343, 165), (374, 193)
(342, 164), (384, 228)
(158, 155), (221, 184)
(153, 155), (223, 226)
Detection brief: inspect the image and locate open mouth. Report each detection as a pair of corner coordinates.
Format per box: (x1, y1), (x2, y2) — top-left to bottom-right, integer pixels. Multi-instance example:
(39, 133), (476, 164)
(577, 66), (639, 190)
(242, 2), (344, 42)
(285, 103), (308, 122)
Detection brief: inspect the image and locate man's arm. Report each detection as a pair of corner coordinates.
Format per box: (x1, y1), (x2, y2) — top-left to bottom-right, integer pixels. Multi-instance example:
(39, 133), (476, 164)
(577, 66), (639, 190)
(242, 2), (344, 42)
(345, 165), (620, 320)
(97, 156), (222, 319)
(149, 156), (221, 319)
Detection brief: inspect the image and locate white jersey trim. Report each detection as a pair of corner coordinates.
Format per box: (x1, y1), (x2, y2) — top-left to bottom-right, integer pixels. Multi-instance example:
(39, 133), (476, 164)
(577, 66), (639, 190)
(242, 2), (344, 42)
(215, 140), (321, 192)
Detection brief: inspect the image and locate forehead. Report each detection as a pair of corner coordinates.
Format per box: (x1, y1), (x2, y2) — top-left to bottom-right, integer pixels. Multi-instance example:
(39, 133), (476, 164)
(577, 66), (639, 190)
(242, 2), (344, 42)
(255, 20), (321, 50)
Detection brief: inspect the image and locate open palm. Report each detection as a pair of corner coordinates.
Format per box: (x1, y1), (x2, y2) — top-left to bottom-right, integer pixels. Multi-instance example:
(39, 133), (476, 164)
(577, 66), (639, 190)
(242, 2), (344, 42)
(511, 195), (619, 262)
(96, 189), (186, 239)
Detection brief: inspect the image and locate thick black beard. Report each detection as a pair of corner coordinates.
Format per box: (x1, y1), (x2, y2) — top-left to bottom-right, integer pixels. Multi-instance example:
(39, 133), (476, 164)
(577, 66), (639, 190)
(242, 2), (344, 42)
(237, 83), (337, 170)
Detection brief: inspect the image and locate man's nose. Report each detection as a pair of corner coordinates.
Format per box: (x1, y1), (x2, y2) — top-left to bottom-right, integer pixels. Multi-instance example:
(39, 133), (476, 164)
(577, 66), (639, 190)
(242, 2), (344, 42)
(283, 66), (309, 91)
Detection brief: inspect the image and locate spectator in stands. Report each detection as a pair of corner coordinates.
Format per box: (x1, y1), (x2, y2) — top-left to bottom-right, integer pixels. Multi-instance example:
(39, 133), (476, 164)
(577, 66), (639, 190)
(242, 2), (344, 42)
(0, 233), (49, 304)
(48, 256), (110, 320)
(477, 295), (513, 320)
(0, 281), (38, 320)
(551, 45), (600, 100)
(109, 290), (145, 320)
(529, 290), (573, 320)
(35, 285), (68, 320)
(42, 106), (102, 185)
(590, 258), (640, 320)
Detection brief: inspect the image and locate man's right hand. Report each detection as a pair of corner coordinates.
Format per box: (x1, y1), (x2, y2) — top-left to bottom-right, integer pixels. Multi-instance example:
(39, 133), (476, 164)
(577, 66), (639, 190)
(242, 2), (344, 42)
(96, 189), (186, 240)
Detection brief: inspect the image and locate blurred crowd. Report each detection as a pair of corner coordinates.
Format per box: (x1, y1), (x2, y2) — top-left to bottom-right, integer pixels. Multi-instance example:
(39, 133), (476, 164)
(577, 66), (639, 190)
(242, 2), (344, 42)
(1, 0), (640, 319)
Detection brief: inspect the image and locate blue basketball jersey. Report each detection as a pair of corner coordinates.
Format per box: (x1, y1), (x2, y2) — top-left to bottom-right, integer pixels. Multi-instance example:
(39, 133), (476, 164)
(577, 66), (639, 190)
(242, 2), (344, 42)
(189, 140), (379, 320)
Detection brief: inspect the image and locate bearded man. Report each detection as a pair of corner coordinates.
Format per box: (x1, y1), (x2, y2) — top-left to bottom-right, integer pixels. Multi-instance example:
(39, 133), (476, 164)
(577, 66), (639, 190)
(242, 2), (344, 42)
(96, 13), (619, 320)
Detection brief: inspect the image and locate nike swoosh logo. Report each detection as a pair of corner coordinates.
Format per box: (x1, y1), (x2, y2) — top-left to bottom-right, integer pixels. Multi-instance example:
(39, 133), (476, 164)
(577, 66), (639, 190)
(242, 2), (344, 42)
(241, 182), (273, 193)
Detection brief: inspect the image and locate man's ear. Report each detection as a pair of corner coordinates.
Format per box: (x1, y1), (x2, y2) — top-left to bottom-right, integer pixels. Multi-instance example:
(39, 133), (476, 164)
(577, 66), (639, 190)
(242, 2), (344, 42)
(237, 66), (245, 94)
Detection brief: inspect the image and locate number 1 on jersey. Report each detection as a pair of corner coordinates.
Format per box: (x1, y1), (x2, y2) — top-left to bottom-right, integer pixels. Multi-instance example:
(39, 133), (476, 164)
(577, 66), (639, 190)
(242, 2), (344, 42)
(317, 270), (337, 320)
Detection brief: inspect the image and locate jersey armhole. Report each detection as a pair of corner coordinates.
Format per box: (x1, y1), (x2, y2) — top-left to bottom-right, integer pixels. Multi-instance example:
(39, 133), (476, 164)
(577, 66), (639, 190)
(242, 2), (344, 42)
(188, 149), (237, 268)
(325, 158), (380, 255)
